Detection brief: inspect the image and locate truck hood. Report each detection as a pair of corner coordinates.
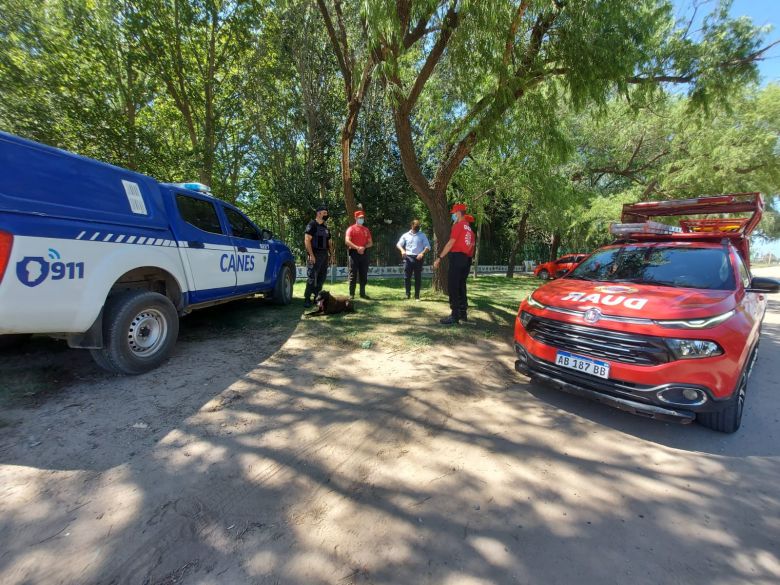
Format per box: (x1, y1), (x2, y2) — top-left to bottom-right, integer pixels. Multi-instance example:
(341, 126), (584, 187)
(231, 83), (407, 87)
(530, 278), (736, 320)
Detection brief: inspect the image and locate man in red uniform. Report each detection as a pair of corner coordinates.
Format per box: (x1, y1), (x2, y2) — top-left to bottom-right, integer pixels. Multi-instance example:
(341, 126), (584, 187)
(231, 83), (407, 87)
(433, 203), (475, 324)
(345, 210), (373, 299)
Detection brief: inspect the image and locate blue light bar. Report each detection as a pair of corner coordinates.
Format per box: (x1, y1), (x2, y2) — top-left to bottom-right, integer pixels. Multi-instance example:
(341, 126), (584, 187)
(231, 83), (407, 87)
(176, 182), (211, 193)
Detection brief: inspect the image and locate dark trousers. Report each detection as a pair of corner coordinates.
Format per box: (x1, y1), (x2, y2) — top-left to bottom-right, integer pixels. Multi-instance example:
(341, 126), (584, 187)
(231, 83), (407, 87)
(304, 250), (328, 300)
(448, 252), (471, 318)
(348, 250), (369, 296)
(404, 256), (423, 298)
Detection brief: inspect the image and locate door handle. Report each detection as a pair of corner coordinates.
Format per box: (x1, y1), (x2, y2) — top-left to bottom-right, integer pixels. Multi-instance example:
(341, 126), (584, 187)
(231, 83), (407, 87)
(188, 241), (205, 249)
(237, 246), (248, 253)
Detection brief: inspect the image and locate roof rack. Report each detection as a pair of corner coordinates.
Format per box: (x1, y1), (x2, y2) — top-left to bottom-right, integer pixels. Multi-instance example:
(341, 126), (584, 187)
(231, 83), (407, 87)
(609, 193), (764, 261)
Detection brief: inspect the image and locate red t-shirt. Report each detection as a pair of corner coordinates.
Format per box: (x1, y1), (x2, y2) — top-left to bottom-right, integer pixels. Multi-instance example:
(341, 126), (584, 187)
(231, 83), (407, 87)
(450, 221), (475, 256)
(346, 223), (372, 248)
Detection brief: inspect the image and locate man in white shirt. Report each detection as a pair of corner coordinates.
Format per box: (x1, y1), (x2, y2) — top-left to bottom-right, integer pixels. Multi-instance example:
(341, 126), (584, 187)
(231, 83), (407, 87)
(396, 219), (431, 300)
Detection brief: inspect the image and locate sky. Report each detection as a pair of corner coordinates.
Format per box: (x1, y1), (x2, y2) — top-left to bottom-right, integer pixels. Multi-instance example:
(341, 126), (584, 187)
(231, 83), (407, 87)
(672, 0), (780, 85)
(671, 1), (780, 258)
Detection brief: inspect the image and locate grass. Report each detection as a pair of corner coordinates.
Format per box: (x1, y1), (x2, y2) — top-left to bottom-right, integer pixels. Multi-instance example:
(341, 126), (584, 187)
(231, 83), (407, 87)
(294, 275), (538, 351)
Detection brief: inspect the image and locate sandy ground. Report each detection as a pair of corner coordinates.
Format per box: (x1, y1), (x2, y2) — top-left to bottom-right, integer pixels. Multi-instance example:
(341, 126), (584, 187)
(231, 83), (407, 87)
(1, 272), (779, 585)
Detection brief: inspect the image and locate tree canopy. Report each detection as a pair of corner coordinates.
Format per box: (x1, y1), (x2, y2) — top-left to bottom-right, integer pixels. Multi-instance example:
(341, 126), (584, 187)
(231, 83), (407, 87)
(0, 0), (777, 272)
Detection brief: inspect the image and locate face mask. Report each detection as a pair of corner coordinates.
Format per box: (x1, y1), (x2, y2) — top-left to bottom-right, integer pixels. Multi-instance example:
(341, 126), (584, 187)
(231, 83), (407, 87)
(357, 218), (364, 225)
(411, 226), (419, 233)
(451, 213), (458, 222)
(322, 214), (329, 221)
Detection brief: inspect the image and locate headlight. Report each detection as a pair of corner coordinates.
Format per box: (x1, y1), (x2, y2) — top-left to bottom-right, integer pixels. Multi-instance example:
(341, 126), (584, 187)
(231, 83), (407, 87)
(666, 338), (723, 359)
(655, 310), (735, 329)
(526, 295), (545, 309)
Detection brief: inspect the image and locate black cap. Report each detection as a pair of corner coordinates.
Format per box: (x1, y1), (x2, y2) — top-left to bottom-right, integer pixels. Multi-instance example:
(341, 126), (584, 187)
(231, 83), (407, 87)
(316, 204), (328, 212)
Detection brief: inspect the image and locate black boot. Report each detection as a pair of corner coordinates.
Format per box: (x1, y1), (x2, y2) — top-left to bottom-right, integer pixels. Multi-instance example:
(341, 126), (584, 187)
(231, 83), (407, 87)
(440, 314), (459, 325)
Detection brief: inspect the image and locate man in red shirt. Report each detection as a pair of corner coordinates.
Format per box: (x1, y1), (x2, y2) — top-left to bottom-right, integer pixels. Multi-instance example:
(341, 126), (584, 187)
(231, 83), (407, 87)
(433, 203), (475, 324)
(345, 210), (373, 299)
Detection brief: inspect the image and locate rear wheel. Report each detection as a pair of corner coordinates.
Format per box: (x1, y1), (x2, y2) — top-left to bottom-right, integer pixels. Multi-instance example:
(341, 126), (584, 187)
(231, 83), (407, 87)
(273, 265), (294, 305)
(538, 269), (550, 280)
(90, 290), (179, 375)
(697, 374), (747, 434)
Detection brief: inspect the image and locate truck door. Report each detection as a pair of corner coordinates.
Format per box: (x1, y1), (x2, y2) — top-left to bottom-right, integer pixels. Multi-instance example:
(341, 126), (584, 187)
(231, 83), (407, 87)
(222, 205), (270, 292)
(173, 192), (237, 303)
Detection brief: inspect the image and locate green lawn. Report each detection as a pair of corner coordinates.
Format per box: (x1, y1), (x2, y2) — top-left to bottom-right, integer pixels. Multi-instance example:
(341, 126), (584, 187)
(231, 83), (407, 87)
(293, 274), (538, 351)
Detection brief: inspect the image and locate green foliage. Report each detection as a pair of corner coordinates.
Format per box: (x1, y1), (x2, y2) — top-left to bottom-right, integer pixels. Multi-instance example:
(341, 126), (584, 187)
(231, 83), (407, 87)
(0, 0), (777, 263)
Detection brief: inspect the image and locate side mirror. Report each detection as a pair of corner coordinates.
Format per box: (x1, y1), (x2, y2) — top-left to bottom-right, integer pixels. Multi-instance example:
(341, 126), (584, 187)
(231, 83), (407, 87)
(746, 276), (780, 293)
(260, 229), (274, 241)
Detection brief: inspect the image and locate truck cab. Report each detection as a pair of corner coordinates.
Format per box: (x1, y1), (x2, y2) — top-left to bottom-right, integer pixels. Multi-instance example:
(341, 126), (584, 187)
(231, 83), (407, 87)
(514, 193), (780, 433)
(0, 131), (296, 374)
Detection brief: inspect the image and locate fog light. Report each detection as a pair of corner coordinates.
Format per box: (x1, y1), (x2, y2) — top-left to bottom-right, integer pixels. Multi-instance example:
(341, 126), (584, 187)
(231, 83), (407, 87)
(520, 311), (533, 328)
(657, 387), (707, 406)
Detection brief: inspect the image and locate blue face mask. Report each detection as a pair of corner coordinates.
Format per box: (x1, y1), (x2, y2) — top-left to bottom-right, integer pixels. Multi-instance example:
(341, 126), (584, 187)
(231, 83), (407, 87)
(451, 213), (458, 222)
(357, 218), (365, 225)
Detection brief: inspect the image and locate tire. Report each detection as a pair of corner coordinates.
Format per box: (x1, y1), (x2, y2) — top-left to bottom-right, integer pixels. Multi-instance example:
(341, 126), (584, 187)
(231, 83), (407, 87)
(697, 374), (747, 434)
(273, 264), (294, 305)
(90, 290), (179, 375)
(538, 269), (550, 280)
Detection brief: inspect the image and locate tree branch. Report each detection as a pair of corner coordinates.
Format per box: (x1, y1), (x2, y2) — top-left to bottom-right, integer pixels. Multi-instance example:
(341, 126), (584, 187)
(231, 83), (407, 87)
(317, 0), (352, 98)
(404, 3), (458, 112)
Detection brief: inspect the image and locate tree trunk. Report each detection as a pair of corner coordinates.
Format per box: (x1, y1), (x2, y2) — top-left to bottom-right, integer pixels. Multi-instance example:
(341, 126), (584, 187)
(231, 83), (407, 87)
(506, 206), (531, 278)
(340, 104), (359, 217)
(472, 219), (482, 278)
(549, 232), (562, 262)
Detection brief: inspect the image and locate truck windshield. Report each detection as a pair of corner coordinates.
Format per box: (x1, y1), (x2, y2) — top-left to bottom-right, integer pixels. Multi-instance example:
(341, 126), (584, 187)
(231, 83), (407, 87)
(568, 245), (735, 290)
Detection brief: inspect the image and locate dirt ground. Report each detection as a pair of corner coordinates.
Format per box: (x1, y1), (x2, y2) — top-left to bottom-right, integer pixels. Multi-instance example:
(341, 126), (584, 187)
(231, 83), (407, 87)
(1, 273), (779, 585)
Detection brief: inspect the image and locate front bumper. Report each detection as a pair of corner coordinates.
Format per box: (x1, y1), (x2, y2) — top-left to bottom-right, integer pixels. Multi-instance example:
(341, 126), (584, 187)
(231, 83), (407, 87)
(513, 342), (725, 423)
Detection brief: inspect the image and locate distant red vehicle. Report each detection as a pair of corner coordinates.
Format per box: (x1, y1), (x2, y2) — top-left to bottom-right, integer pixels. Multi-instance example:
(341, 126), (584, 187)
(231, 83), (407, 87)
(533, 254), (589, 279)
(514, 193), (780, 433)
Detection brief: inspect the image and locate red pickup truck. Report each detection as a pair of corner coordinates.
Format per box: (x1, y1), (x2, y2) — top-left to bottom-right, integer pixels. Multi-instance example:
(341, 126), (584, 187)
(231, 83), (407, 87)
(514, 193), (780, 433)
(534, 254), (589, 280)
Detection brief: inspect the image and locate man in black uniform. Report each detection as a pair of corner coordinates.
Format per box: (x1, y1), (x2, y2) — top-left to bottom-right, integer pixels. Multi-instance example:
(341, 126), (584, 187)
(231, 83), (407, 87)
(304, 204), (331, 308)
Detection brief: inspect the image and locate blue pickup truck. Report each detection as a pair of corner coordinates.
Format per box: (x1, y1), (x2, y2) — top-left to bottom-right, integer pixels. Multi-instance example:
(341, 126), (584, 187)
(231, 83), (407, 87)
(0, 131), (296, 374)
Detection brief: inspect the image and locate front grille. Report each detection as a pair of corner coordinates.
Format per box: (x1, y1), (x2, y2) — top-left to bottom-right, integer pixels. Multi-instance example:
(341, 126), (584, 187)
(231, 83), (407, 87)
(523, 314), (673, 365)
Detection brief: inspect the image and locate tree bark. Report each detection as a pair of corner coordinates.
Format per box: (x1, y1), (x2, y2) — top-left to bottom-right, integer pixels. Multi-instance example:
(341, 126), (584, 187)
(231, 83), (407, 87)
(506, 206), (531, 278)
(549, 232), (562, 262)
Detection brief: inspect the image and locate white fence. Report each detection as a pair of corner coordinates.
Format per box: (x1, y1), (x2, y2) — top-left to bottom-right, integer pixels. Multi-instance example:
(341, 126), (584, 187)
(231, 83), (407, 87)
(294, 262), (535, 280)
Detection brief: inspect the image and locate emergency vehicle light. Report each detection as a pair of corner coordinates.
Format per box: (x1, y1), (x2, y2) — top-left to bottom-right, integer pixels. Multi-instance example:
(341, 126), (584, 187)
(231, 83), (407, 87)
(609, 221), (682, 236)
(177, 182), (211, 193)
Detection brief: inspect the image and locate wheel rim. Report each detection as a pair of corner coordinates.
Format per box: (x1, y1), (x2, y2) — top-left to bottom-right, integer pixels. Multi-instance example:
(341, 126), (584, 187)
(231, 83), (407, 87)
(127, 308), (168, 356)
(284, 271), (292, 300)
(540, 270), (549, 279)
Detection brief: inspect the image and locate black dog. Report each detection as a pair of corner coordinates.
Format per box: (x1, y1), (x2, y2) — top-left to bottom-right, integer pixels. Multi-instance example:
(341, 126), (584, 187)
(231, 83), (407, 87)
(306, 290), (355, 316)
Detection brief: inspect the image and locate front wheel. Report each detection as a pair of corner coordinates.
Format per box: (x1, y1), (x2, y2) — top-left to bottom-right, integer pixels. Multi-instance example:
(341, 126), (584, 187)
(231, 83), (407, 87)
(697, 374), (747, 434)
(90, 290), (179, 375)
(538, 269), (550, 280)
(273, 264), (294, 305)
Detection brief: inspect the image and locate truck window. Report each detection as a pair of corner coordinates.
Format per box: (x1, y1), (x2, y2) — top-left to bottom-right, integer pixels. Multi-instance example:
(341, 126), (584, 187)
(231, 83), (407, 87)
(224, 208), (260, 241)
(733, 251), (751, 288)
(569, 245), (736, 290)
(176, 195), (223, 234)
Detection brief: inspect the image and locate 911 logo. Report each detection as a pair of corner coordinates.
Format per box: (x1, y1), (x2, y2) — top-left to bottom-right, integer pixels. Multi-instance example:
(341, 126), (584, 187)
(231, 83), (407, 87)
(16, 249), (85, 288)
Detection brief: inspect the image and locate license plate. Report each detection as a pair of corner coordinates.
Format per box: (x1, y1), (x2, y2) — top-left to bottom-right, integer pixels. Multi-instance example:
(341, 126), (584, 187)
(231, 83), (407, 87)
(555, 350), (610, 379)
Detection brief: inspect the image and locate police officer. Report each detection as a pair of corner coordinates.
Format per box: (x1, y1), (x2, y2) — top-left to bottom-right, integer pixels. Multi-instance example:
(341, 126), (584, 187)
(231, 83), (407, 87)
(396, 219), (430, 300)
(304, 204), (331, 308)
(433, 203), (475, 324)
(345, 210), (373, 299)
